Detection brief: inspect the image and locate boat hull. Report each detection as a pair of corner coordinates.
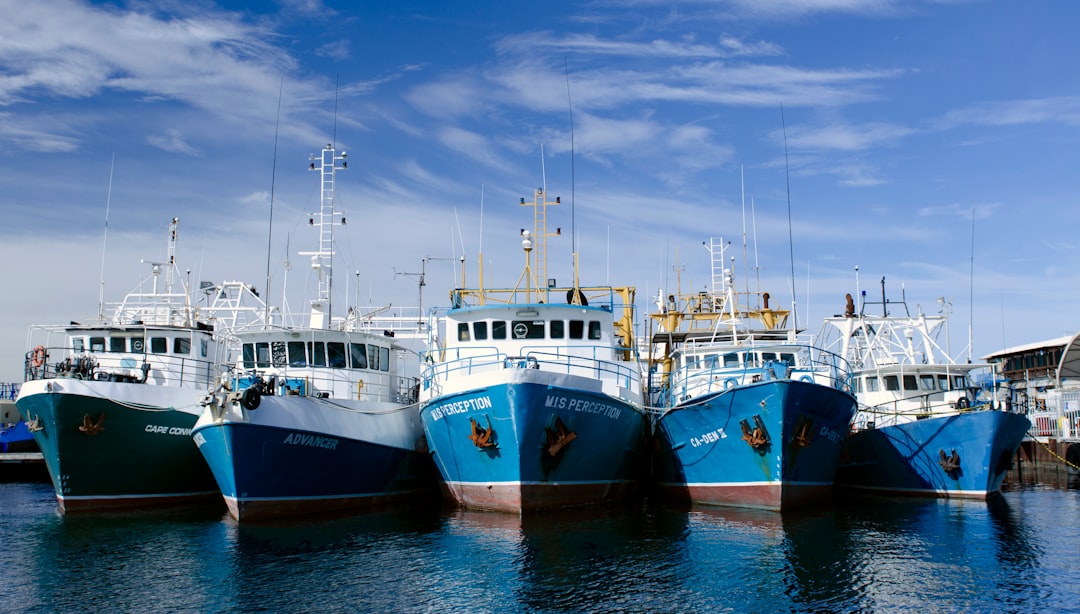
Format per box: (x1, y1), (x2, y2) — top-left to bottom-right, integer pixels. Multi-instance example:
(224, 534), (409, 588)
(421, 381), (647, 513)
(192, 397), (435, 521)
(835, 410), (1031, 498)
(14, 379), (218, 512)
(652, 380), (856, 511)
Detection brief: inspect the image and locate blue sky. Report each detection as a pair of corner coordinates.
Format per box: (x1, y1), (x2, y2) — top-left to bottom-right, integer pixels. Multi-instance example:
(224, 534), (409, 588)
(2, 0), (1079, 381)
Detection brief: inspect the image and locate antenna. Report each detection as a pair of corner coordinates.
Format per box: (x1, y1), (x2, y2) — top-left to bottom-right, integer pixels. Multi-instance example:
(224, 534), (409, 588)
(780, 104), (798, 331)
(968, 207), (975, 363)
(98, 153), (115, 324)
(265, 76), (284, 329)
(564, 60), (579, 291)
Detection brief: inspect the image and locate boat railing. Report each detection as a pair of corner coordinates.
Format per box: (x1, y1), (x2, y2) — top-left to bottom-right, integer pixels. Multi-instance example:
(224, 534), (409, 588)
(851, 392), (982, 430)
(654, 345), (853, 408)
(23, 344), (220, 389)
(222, 364), (419, 405)
(1024, 389), (1080, 440)
(421, 343), (641, 391)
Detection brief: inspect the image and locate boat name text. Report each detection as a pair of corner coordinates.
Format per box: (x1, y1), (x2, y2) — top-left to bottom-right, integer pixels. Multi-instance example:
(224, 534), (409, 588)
(284, 433), (339, 450)
(145, 424), (192, 437)
(544, 395), (622, 420)
(429, 396), (494, 421)
(690, 428), (727, 448)
(818, 425), (842, 445)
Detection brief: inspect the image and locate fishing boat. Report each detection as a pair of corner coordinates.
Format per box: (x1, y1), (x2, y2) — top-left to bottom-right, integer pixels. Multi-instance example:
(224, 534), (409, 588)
(418, 188), (648, 513)
(192, 145), (434, 522)
(0, 383), (36, 453)
(819, 278), (1031, 498)
(14, 218), (264, 511)
(648, 238), (857, 511)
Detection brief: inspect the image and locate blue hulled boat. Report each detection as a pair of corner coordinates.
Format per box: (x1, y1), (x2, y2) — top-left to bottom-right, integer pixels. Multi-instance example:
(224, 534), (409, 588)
(419, 188), (648, 513)
(819, 279), (1031, 498)
(648, 238), (857, 511)
(192, 145), (435, 521)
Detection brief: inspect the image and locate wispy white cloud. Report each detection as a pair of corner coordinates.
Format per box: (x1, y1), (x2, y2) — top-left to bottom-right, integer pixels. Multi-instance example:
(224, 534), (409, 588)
(939, 96), (1080, 129)
(916, 202), (997, 220)
(777, 121), (918, 151)
(147, 128), (198, 155)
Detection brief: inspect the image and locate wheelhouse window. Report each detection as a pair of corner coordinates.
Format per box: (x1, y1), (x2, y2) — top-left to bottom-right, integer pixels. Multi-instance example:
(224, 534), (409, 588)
(131, 338), (145, 353)
(174, 337), (191, 355)
(492, 321), (507, 340)
(200, 339), (208, 358)
(457, 323), (470, 342)
(902, 375), (917, 391)
(90, 337), (106, 352)
(308, 342), (326, 367)
(937, 375), (948, 390)
(379, 347), (390, 372)
(919, 375), (936, 391)
(865, 376), (880, 392)
(151, 337), (167, 354)
(349, 343), (368, 369)
(884, 375), (900, 391)
(369, 345), (381, 371)
(72, 338), (85, 353)
(255, 342), (270, 367)
(780, 353), (797, 365)
(550, 320), (564, 339)
(588, 321), (602, 340)
(242, 343), (271, 368)
(569, 320), (584, 339)
(724, 353), (739, 367)
(110, 337), (126, 352)
(511, 320), (545, 340)
(288, 341), (307, 367)
(951, 375), (967, 389)
(472, 322), (488, 341)
(703, 354), (719, 369)
(328, 342), (347, 368)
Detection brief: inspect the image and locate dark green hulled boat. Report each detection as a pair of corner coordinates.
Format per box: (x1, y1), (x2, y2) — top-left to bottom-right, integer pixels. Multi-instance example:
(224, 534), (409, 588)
(15, 219), (262, 512)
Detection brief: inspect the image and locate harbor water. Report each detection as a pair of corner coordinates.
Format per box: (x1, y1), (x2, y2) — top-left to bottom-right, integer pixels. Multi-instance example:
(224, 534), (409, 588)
(1, 482), (1078, 613)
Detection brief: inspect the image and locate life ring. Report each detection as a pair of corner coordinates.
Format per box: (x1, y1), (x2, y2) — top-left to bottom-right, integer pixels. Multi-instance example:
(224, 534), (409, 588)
(30, 345), (46, 368)
(724, 377), (739, 390)
(955, 397), (969, 410)
(799, 375), (815, 383)
(241, 387), (261, 410)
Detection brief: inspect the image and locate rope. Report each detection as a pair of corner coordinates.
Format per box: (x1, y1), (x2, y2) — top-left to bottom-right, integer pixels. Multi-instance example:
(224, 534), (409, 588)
(1027, 429), (1080, 471)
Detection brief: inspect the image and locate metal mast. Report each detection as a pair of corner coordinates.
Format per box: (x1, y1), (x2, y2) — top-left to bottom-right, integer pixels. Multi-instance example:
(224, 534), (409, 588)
(302, 144), (347, 329)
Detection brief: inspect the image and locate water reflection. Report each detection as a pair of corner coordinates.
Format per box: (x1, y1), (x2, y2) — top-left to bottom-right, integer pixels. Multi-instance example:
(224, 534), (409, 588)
(2, 482), (1078, 612)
